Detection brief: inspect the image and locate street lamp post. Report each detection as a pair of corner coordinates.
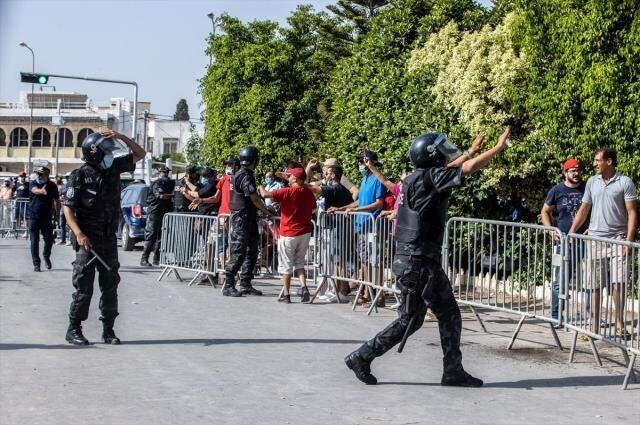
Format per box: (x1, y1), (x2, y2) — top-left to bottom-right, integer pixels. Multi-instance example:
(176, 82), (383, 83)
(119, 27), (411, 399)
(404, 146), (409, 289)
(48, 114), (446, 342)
(19, 42), (34, 174)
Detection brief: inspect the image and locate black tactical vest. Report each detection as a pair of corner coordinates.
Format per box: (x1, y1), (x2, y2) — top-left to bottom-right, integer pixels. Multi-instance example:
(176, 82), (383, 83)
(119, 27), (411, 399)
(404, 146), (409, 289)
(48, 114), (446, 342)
(229, 167), (257, 217)
(74, 163), (121, 236)
(395, 168), (449, 258)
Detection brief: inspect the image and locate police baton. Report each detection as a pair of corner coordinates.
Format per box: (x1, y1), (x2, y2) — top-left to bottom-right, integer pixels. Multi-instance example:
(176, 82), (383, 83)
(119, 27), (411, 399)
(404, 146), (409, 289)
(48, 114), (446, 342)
(85, 248), (112, 271)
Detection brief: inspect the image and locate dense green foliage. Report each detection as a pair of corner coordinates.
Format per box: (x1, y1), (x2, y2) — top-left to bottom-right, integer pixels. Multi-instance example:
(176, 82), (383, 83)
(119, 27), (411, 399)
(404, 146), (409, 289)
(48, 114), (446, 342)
(201, 0), (640, 221)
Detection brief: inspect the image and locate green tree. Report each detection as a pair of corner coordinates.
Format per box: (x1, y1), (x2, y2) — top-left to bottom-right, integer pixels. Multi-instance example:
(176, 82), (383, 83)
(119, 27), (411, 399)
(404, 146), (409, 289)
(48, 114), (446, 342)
(200, 6), (336, 171)
(173, 99), (190, 121)
(183, 123), (204, 166)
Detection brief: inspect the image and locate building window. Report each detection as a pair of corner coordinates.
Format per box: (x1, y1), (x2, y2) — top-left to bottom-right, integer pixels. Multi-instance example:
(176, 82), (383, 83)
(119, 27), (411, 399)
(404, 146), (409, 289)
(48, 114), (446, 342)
(10, 127), (28, 147)
(0, 129), (5, 146)
(77, 128), (94, 147)
(163, 138), (178, 154)
(33, 128), (51, 147)
(56, 128), (74, 147)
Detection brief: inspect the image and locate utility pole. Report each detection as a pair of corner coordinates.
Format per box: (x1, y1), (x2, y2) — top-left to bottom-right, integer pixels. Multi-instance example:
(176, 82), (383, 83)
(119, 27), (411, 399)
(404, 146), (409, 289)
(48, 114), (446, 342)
(52, 99), (63, 176)
(19, 42), (35, 173)
(142, 110), (149, 152)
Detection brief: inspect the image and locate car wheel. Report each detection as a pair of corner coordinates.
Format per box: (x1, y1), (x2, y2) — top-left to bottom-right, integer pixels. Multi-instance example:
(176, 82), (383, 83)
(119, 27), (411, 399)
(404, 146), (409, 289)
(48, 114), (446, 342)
(122, 224), (136, 251)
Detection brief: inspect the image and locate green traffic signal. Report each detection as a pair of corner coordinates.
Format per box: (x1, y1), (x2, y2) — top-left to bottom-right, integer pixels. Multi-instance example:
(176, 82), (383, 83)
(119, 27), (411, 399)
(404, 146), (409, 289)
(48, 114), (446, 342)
(20, 72), (49, 84)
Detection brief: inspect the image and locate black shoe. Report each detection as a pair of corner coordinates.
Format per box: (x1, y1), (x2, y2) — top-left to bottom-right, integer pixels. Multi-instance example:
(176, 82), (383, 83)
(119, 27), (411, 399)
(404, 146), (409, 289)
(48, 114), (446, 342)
(278, 294), (291, 303)
(344, 352), (377, 385)
(441, 370), (483, 387)
(33, 265), (41, 272)
(152, 258), (160, 266)
(65, 327), (89, 346)
(44, 258), (52, 270)
(140, 258), (152, 267)
(102, 328), (121, 345)
(222, 287), (243, 297)
(240, 286), (262, 296)
(301, 287), (311, 303)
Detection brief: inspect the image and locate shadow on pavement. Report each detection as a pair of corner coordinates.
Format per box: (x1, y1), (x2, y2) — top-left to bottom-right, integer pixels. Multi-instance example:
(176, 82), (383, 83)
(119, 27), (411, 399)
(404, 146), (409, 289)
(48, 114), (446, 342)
(0, 338), (364, 350)
(380, 375), (624, 388)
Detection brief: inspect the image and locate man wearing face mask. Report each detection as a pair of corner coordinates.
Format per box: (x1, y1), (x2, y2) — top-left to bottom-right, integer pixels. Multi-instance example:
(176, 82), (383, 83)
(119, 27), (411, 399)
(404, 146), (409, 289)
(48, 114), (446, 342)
(262, 171), (283, 208)
(141, 166), (175, 267)
(29, 166), (59, 272)
(344, 128), (511, 387)
(63, 129), (145, 345)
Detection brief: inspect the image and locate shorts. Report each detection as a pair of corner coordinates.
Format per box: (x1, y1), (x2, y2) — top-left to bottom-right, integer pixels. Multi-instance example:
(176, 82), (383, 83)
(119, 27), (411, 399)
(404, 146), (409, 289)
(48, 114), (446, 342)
(278, 233), (311, 275)
(584, 237), (629, 289)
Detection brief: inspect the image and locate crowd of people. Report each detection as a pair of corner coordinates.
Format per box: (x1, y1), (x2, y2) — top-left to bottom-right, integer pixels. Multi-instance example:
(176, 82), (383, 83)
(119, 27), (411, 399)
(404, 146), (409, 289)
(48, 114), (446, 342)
(3, 124), (637, 388)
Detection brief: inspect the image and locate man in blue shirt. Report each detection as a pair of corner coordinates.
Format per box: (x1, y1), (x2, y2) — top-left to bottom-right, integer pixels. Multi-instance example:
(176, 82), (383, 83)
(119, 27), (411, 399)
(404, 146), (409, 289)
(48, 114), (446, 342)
(541, 158), (586, 322)
(29, 166), (59, 271)
(328, 151), (385, 304)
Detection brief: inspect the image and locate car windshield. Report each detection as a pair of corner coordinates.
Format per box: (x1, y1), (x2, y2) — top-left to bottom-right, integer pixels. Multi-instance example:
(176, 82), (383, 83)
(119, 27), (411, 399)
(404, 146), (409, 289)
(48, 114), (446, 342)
(122, 185), (149, 206)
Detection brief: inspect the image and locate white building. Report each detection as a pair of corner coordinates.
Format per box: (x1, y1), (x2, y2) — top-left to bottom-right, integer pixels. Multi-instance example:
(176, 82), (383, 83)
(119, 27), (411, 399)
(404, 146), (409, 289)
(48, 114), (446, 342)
(0, 90), (149, 176)
(146, 118), (193, 157)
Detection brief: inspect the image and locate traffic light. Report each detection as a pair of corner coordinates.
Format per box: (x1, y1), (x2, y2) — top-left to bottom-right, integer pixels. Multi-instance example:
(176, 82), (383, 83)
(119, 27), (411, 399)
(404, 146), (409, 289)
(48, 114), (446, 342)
(20, 72), (49, 84)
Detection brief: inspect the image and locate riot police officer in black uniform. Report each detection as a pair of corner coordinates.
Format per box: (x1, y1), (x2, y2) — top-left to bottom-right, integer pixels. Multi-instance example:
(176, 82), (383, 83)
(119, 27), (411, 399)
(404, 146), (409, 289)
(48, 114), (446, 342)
(141, 166), (175, 267)
(345, 127), (511, 387)
(63, 129), (146, 345)
(223, 146), (273, 297)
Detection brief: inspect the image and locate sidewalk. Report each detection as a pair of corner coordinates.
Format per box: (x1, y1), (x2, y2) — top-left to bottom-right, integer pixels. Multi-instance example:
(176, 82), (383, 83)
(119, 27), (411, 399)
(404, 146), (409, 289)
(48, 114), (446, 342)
(0, 239), (637, 425)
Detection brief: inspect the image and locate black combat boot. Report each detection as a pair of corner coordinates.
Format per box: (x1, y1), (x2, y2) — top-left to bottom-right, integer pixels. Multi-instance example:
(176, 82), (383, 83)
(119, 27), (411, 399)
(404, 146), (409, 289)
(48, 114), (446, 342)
(441, 370), (483, 387)
(222, 283), (243, 297)
(44, 257), (52, 270)
(344, 352), (377, 385)
(34, 264), (41, 272)
(240, 285), (262, 296)
(152, 257), (160, 266)
(65, 322), (89, 346)
(102, 322), (121, 345)
(140, 257), (152, 267)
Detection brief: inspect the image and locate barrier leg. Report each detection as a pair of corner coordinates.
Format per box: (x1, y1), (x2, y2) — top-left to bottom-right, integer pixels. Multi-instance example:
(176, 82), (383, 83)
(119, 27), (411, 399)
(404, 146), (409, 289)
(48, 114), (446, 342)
(507, 315), (527, 350)
(352, 283), (364, 311)
(622, 353), (636, 390)
(367, 288), (384, 316)
(188, 272), (201, 287)
(157, 267), (170, 282)
(568, 331), (578, 363)
(469, 306), (488, 333)
(172, 269), (184, 283)
(587, 337), (602, 367)
(548, 322), (563, 351)
(309, 276), (327, 304)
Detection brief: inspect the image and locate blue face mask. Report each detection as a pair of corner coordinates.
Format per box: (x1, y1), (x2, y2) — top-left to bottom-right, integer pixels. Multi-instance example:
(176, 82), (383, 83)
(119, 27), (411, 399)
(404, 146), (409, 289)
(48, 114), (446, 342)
(264, 178), (273, 185)
(200, 177), (209, 185)
(101, 154), (114, 170)
(36, 178), (45, 185)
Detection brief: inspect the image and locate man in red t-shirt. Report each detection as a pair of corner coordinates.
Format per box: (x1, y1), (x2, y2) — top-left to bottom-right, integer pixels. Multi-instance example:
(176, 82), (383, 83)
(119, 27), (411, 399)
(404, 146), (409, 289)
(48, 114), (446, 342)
(260, 167), (316, 303)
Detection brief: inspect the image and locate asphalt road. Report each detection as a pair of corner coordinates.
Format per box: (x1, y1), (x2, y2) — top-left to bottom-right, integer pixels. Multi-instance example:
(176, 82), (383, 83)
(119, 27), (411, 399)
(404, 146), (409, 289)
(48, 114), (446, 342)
(0, 239), (637, 425)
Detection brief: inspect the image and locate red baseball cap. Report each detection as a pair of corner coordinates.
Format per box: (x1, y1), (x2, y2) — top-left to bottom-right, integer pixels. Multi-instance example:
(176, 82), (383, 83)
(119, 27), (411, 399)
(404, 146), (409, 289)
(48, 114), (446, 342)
(18, 171), (27, 177)
(563, 158), (581, 171)
(277, 167), (306, 181)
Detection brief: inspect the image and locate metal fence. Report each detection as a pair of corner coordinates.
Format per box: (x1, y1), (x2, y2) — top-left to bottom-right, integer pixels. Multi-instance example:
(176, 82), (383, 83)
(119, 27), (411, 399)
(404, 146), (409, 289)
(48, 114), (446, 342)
(311, 212), (400, 311)
(564, 234), (639, 389)
(0, 199), (30, 238)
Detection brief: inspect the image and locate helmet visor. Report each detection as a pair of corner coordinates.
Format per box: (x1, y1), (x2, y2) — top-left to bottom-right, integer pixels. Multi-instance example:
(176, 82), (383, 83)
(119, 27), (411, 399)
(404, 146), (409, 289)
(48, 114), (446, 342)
(98, 137), (128, 158)
(433, 134), (462, 162)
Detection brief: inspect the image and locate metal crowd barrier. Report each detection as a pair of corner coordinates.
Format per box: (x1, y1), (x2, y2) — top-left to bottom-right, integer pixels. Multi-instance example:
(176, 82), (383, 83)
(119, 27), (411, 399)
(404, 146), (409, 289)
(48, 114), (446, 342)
(157, 213), (220, 286)
(442, 217), (565, 351)
(564, 234), (639, 389)
(0, 199), (30, 239)
(311, 212), (400, 311)
(158, 213), (318, 290)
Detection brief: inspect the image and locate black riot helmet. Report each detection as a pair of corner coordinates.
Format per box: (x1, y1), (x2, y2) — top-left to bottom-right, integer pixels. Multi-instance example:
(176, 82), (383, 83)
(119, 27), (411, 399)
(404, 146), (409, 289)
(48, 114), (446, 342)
(409, 132), (462, 168)
(224, 156), (239, 167)
(81, 133), (119, 168)
(238, 146), (259, 167)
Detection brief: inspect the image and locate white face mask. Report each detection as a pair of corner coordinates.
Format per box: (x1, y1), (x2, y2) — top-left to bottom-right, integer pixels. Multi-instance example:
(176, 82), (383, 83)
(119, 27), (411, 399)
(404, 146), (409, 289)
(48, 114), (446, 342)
(62, 179), (68, 185)
(101, 154), (115, 169)
(225, 167), (233, 175)
(358, 165), (367, 175)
